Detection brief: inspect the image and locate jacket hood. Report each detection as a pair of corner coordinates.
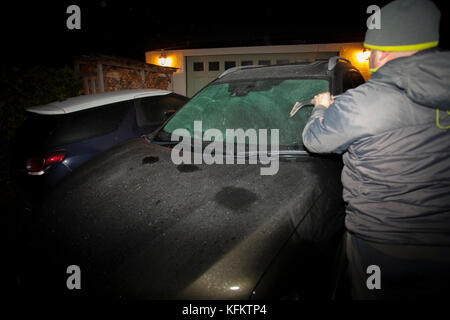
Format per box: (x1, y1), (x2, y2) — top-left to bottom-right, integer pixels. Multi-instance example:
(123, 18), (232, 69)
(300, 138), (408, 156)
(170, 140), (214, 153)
(373, 48), (450, 110)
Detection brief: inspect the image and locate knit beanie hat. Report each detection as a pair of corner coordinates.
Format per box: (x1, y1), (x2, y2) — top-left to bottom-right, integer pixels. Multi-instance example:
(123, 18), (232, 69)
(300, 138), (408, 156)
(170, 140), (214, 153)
(364, 0), (440, 51)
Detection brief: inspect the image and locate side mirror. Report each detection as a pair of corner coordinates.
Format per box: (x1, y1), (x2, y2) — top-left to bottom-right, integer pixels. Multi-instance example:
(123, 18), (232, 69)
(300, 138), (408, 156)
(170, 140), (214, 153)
(163, 109), (176, 121)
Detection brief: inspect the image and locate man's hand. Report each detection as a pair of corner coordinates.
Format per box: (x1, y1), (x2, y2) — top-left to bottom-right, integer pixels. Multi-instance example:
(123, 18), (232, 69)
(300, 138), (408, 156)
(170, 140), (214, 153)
(314, 92), (334, 108)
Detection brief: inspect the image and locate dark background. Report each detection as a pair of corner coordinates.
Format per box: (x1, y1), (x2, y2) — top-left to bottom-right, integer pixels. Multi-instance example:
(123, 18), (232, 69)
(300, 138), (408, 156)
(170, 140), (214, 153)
(1, 0), (449, 67)
(2, 0), (449, 302)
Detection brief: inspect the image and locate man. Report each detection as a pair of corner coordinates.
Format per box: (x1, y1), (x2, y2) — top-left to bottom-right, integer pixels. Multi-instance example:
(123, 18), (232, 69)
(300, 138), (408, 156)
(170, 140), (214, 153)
(302, 0), (450, 299)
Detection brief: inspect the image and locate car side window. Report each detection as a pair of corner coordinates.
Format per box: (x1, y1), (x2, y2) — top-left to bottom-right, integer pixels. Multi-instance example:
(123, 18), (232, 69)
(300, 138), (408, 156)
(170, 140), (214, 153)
(343, 71), (365, 92)
(136, 94), (188, 128)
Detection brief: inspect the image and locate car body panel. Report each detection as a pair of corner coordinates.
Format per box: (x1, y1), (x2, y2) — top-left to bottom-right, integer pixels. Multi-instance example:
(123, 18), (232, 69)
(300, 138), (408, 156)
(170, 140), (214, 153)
(24, 137), (344, 299)
(26, 89), (171, 115)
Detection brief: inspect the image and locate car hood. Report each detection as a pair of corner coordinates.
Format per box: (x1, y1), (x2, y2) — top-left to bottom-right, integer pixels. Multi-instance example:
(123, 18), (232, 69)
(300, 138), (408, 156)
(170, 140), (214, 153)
(28, 137), (343, 299)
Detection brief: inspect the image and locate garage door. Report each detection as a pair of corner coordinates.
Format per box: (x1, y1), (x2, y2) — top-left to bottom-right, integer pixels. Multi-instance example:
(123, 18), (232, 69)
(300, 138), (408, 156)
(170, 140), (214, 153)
(186, 52), (338, 97)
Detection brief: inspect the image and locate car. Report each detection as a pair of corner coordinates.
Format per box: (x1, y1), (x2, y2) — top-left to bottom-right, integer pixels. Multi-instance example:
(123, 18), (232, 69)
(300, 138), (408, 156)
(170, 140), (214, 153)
(11, 89), (188, 202)
(18, 57), (365, 299)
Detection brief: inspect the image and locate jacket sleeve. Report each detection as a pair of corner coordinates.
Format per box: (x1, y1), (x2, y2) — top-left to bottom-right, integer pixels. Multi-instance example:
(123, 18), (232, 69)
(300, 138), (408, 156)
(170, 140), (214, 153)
(302, 90), (372, 154)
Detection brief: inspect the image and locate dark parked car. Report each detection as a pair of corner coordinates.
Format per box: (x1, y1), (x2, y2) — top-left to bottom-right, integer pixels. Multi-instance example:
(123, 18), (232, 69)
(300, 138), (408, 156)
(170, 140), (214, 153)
(11, 89), (188, 199)
(19, 58), (365, 299)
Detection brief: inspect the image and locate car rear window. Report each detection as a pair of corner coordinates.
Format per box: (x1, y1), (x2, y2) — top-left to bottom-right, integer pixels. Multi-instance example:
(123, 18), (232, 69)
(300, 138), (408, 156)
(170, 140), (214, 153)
(21, 100), (131, 150)
(164, 78), (329, 148)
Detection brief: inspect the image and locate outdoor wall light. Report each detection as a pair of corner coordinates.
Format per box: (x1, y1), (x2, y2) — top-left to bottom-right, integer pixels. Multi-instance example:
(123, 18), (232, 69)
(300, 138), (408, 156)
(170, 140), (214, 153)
(356, 49), (371, 63)
(158, 50), (173, 67)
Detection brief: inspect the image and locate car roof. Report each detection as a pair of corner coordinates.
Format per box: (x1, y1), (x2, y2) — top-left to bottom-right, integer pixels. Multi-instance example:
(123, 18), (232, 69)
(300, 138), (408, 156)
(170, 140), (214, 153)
(27, 89), (172, 115)
(215, 60), (331, 83)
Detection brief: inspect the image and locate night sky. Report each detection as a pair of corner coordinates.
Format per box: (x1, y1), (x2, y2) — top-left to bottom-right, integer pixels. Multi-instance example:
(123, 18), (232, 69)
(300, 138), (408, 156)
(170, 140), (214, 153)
(1, 0), (449, 67)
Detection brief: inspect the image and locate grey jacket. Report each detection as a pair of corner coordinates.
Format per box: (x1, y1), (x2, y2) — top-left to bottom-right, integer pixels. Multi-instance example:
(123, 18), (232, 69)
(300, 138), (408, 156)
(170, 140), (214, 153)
(302, 49), (450, 245)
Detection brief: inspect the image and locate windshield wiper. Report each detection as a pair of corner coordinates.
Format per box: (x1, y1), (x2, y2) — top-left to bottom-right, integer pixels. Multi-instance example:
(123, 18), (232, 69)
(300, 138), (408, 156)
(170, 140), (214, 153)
(149, 130), (311, 158)
(235, 149), (308, 158)
(147, 129), (179, 145)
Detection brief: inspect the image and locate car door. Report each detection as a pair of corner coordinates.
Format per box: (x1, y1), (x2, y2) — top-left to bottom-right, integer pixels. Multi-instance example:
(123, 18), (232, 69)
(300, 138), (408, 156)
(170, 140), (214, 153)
(135, 93), (189, 135)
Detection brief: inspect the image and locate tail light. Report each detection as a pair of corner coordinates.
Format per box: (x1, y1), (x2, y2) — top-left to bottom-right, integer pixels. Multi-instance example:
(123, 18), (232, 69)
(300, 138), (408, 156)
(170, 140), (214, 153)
(26, 151), (66, 175)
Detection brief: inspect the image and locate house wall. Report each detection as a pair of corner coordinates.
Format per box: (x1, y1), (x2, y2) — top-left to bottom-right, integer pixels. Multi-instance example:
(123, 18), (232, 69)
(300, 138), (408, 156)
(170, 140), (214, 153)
(75, 56), (176, 95)
(103, 67), (172, 92)
(145, 42), (370, 97)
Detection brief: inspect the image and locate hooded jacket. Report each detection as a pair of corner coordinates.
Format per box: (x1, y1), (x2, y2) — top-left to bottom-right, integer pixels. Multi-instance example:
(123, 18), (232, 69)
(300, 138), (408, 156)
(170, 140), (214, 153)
(302, 48), (450, 245)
